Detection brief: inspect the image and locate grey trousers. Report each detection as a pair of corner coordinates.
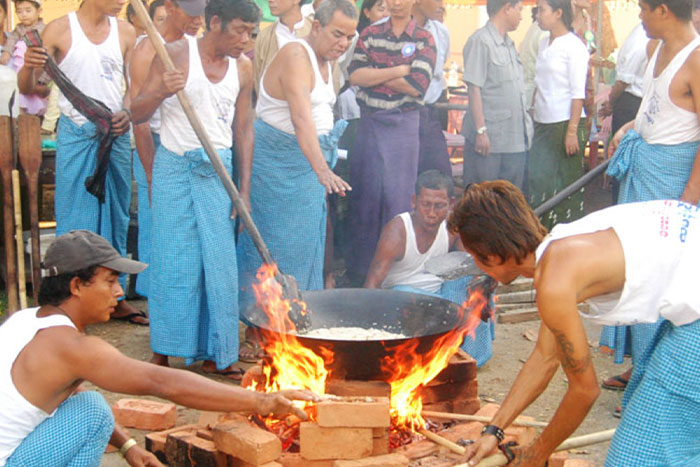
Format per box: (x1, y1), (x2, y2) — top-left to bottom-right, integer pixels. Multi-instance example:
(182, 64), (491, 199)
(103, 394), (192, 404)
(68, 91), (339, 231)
(462, 143), (527, 190)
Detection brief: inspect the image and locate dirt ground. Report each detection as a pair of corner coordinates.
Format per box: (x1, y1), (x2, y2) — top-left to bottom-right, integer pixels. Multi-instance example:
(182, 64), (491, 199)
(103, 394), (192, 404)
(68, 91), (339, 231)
(95, 298), (625, 467)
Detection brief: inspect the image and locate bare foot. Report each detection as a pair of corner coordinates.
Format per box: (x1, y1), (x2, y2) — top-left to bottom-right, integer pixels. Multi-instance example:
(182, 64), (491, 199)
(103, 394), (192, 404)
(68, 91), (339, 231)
(111, 301), (149, 325)
(324, 272), (336, 289)
(239, 327), (266, 363)
(150, 353), (170, 367)
(202, 361), (245, 381)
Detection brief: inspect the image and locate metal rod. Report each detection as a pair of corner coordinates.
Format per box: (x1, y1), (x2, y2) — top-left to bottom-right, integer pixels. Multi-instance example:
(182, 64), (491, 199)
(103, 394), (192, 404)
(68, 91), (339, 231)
(422, 411), (548, 428)
(534, 160), (610, 216)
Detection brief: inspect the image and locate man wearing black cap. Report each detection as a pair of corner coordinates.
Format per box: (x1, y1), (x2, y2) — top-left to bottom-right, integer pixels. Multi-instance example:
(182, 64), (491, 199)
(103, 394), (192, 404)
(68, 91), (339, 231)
(0, 230), (318, 467)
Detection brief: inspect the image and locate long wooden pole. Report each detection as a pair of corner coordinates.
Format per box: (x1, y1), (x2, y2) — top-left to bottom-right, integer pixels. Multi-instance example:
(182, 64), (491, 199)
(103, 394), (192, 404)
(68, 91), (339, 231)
(422, 411), (548, 428)
(127, 0), (302, 303)
(0, 116), (18, 313)
(18, 115), (42, 301)
(12, 169), (27, 309)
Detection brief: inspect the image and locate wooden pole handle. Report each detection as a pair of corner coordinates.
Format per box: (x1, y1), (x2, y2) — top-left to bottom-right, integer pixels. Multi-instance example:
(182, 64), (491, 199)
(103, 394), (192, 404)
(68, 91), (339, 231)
(12, 169), (27, 309)
(422, 411), (548, 428)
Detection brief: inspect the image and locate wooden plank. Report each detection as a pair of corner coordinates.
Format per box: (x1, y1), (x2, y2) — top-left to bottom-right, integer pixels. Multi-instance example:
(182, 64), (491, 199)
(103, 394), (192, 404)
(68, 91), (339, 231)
(497, 310), (540, 324)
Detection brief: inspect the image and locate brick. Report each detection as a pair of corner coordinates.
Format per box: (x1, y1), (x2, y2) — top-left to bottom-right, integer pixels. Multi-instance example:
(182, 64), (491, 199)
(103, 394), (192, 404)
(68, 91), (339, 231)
(241, 364), (266, 390)
(474, 403), (500, 418)
(213, 420), (282, 465)
(372, 427), (389, 438)
(316, 397), (390, 428)
(422, 401), (453, 413)
(332, 453), (409, 467)
(547, 451), (569, 467)
(419, 380), (477, 404)
(166, 431), (229, 467)
(371, 436), (389, 455)
(453, 398), (481, 415)
(428, 350), (477, 385)
(440, 421), (485, 447)
(392, 439), (439, 460)
(146, 424), (200, 463)
(299, 422), (373, 460)
(228, 459), (282, 467)
(199, 412), (248, 429)
(562, 460), (595, 467)
(325, 380), (392, 399)
(278, 452), (334, 467)
(112, 398), (177, 431)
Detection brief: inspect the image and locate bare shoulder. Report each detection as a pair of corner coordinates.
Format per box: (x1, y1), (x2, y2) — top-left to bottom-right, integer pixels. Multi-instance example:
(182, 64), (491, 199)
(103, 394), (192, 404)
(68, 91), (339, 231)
(236, 53), (253, 77)
(278, 42), (312, 68)
(42, 15), (70, 49)
(117, 19), (137, 44)
(380, 215), (407, 246)
(684, 45), (700, 74)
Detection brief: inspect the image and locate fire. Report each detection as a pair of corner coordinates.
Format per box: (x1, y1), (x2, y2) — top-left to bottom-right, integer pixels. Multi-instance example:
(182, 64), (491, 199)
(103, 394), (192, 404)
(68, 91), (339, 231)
(245, 263), (493, 435)
(381, 287), (491, 431)
(246, 264), (329, 398)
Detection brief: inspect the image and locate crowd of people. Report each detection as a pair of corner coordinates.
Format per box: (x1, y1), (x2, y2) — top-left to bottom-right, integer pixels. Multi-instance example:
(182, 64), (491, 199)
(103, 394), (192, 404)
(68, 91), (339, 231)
(2, 0), (700, 464)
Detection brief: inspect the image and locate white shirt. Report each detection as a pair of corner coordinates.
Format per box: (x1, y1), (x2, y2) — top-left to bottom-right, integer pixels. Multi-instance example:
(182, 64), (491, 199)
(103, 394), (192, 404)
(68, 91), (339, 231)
(256, 40), (335, 135)
(533, 32), (589, 124)
(536, 200), (700, 327)
(615, 23), (648, 98)
(275, 16), (307, 49)
(423, 19), (450, 105)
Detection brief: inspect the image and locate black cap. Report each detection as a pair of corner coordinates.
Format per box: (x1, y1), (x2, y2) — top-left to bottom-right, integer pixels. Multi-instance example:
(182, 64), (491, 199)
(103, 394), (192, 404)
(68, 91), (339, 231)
(42, 230), (147, 277)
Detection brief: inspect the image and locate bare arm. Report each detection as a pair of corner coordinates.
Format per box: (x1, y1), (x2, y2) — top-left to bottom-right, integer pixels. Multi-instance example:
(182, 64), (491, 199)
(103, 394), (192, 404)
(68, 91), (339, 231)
(278, 45), (350, 195)
(467, 84), (490, 156)
(234, 56), (255, 211)
(383, 77), (421, 97)
(131, 43), (186, 124)
(564, 98), (584, 156)
(17, 19), (65, 94)
(68, 335), (316, 419)
(111, 21), (138, 136)
(364, 218), (405, 288)
(130, 41), (157, 186)
(680, 53), (700, 204)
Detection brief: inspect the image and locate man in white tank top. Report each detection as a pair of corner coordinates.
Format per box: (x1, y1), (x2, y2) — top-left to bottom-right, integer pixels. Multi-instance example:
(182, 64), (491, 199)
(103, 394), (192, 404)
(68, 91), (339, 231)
(449, 181), (700, 467)
(236, 0), (357, 358)
(0, 230), (317, 466)
(365, 170), (461, 293)
(131, 0), (258, 376)
(129, 0), (205, 299)
(603, 0), (700, 394)
(17, 0), (145, 323)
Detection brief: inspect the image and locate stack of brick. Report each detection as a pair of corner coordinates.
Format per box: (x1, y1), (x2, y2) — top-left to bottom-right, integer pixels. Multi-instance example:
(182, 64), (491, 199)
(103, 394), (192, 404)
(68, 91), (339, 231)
(420, 349), (480, 415)
(283, 396), (409, 467)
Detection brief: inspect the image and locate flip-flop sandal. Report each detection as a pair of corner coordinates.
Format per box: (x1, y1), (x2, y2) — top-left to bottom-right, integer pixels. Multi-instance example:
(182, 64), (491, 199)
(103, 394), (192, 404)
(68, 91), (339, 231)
(239, 340), (266, 363)
(112, 310), (149, 326)
(601, 374), (629, 391)
(613, 406), (622, 419)
(204, 367), (245, 381)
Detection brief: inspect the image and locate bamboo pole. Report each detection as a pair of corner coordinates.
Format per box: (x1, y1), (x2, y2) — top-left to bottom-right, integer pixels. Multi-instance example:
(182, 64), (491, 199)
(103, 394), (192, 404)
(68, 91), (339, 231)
(422, 411), (548, 428)
(12, 169), (27, 309)
(418, 428), (466, 456)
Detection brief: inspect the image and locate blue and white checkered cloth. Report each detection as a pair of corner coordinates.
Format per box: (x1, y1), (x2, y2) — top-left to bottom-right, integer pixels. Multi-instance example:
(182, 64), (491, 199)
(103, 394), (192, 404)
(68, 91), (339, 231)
(602, 130), (700, 364)
(54, 115), (132, 294)
(148, 145), (240, 369)
(392, 276), (494, 367)
(238, 119), (347, 317)
(132, 132), (161, 298)
(605, 319), (700, 466)
(5, 391), (113, 467)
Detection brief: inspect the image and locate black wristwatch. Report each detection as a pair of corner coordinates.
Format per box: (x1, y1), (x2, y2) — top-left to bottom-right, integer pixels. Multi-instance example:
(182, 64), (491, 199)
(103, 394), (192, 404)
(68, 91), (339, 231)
(481, 424), (505, 443)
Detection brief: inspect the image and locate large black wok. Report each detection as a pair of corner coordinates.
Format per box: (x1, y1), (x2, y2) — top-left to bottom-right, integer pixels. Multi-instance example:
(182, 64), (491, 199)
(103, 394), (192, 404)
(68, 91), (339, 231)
(245, 288), (468, 381)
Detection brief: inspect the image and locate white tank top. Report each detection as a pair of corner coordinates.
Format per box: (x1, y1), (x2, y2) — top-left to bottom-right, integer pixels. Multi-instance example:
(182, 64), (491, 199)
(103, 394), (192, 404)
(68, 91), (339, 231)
(382, 212), (449, 294)
(160, 35), (239, 155)
(256, 39), (335, 135)
(0, 308), (77, 466)
(57, 12), (124, 126)
(634, 37), (700, 145)
(535, 200), (700, 327)
(134, 34), (162, 134)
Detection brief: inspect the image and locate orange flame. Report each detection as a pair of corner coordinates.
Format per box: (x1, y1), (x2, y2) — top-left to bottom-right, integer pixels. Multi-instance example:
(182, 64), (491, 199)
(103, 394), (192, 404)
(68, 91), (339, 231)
(245, 263), (493, 433)
(381, 287), (491, 431)
(245, 264), (328, 399)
